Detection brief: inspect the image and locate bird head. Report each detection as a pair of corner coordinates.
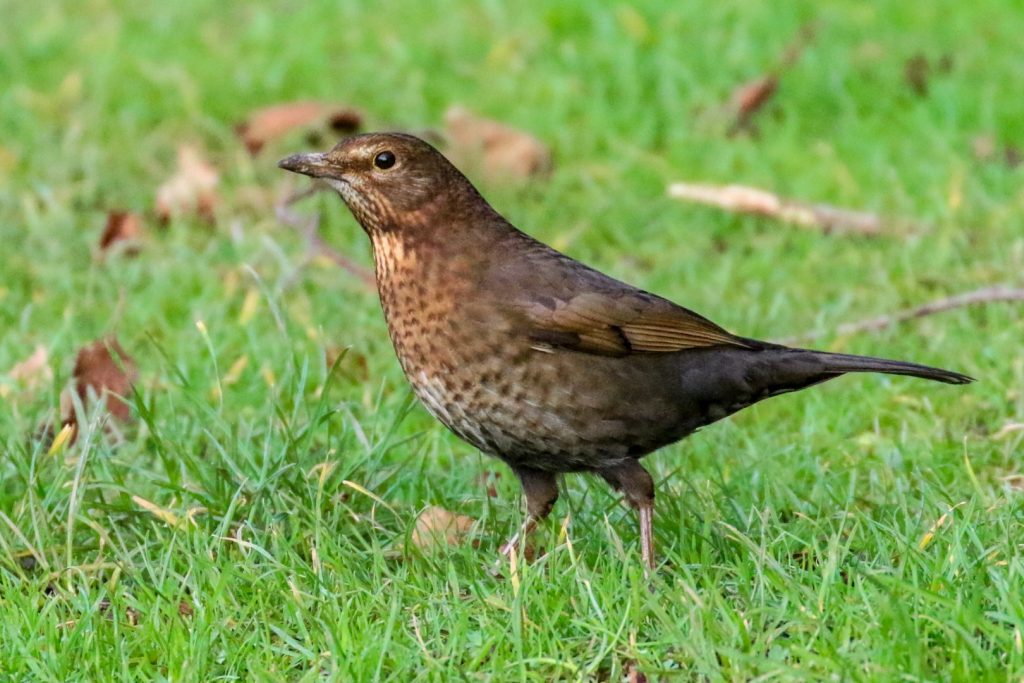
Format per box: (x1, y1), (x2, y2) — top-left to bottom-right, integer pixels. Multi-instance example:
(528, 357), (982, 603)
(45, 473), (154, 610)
(278, 132), (474, 234)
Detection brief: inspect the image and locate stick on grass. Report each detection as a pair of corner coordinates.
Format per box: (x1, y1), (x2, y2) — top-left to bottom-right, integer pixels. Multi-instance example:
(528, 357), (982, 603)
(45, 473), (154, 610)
(667, 181), (904, 236)
(784, 285), (1024, 344)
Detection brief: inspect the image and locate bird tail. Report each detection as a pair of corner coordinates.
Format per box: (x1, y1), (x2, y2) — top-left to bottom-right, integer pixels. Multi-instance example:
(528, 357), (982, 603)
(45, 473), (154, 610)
(804, 350), (973, 385)
(733, 342), (974, 402)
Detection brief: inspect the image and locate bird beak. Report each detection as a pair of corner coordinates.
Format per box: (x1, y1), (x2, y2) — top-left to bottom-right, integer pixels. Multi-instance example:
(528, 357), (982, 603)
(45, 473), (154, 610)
(277, 152), (332, 178)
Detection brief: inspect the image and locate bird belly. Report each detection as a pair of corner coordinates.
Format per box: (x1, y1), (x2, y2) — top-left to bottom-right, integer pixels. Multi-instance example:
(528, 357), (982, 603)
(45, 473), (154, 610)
(377, 274), (747, 472)
(401, 343), (707, 472)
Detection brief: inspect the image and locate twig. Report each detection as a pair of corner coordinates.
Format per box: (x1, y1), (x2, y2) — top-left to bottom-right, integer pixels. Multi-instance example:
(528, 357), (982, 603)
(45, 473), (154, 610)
(275, 183), (375, 287)
(783, 285), (1024, 344)
(666, 181), (912, 236)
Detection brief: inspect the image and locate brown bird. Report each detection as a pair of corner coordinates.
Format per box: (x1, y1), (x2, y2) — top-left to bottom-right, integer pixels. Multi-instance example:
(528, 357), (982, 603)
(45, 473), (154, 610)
(279, 133), (972, 571)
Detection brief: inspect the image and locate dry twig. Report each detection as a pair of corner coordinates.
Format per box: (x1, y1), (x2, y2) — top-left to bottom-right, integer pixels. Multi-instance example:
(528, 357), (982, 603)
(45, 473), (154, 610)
(275, 184), (375, 287)
(783, 285), (1024, 344)
(667, 181), (911, 236)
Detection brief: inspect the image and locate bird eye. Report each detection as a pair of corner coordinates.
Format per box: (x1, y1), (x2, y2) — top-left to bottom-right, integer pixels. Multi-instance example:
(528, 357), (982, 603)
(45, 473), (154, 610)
(373, 151), (396, 170)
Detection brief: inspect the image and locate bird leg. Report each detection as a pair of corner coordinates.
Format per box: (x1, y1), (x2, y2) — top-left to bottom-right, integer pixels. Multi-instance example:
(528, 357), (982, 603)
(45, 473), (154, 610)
(499, 467), (559, 560)
(599, 460), (656, 574)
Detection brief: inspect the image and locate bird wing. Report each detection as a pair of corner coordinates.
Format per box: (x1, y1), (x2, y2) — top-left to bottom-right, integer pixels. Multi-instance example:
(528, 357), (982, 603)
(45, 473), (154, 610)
(520, 289), (749, 356)
(480, 230), (750, 357)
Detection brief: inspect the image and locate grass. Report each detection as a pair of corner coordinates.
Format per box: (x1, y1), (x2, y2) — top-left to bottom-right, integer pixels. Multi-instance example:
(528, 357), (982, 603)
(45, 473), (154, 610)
(1, 0), (1023, 679)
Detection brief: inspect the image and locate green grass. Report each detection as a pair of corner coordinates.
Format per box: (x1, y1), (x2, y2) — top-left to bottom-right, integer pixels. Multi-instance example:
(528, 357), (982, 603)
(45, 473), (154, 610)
(2, 0), (1023, 679)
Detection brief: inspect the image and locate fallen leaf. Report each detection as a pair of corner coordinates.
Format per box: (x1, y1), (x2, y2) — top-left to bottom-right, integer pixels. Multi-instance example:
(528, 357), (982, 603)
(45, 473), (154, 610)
(726, 22), (815, 136)
(626, 661), (649, 683)
(729, 74), (778, 130)
(972, 133), (997, 162)
(970, 134), (1022, 169)
(1005, 145), (1022, 169)
(443, 106), (552, 183)
(155, 145), (219, 224)
(1002, 474), (1024, 492)
(904, 53), (952, 98)
(98, 210), (143, 255)
(3, 345), (52, 397)
(475, 470), (502, 498)
(411, 506), (475, 549)
(64, 337), (137, 427)
(904, 53), (930, 96)
(235, 101), (363, 155)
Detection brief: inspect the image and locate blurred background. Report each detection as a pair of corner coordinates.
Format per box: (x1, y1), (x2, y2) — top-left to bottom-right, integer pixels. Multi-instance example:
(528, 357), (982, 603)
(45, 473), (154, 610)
(1, 1), (1022, 679)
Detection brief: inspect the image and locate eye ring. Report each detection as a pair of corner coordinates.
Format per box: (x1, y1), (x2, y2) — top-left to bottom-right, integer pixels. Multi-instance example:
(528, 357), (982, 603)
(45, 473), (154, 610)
(373, 150), (396, 170)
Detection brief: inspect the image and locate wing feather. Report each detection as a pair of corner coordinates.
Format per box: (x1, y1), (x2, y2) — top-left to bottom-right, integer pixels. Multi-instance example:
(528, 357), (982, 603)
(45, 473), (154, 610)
(521, 290), (748, 356)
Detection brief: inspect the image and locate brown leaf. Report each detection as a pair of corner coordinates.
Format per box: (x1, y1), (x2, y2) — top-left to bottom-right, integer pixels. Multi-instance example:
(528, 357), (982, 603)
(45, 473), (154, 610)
(726, 22), (815, 136)
(474, 470), (502, 498)
(904, 53), (930, 96)
(235, 101), (363, 155)
(178, 600), (194, 617)
(971, 133), (1022, 169)
(63, 337), (137, 428)
(411, 506), (475, 550)
(155, 145), (219, 224)
(443, 106), (552, 183)
(972, 133), (997, 162)
(99, 210), (143, 255)
(730, 74), (778, 125)
(1005, 145), (1022, 169)
(626, 661), (649, 683)
(4, 345), (53, 397)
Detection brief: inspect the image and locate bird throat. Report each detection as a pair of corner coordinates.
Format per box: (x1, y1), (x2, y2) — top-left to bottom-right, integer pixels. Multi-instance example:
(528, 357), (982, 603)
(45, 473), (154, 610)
(370, 231), (418, 279)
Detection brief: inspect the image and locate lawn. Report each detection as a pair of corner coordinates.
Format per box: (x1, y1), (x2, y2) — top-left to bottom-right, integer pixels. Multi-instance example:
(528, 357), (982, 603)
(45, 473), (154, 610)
(2, 0), (1023, 680)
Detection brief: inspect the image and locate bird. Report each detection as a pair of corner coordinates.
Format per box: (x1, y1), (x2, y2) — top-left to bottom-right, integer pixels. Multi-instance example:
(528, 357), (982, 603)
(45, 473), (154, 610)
(278, 133), (973, 572)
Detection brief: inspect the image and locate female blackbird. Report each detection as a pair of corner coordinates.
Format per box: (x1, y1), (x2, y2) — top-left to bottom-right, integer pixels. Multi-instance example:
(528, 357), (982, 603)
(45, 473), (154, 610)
(279, 133), (972, 570)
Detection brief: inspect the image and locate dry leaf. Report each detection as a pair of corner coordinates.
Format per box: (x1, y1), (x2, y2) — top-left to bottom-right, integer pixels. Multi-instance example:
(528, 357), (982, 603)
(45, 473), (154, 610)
(3, 345), (53, 398)
(411, 506), (475, 549)
(726, 22), (815, 136)
(729, 75), (778, 130)
(1006, 145), (1023, 168)
(99, 210), (143, 255)
(971, 134), (1022, 169)
(904, 53), (930, 96)
(904, 52), (953, 98)
(972, 133), (997, 162)
(155, 145), (219, 224)
(443, 106), (552, 183)
(626, 661), (649, 683)
(1002, 474), (1024, 492)
(235, 101), (363, 155)
(63, 337), (137, 428)
(475, 470), (502, 498)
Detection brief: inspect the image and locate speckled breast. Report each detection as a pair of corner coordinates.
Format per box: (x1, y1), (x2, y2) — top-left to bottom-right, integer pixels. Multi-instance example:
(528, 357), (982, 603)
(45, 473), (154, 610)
(371, 233), (614, 469)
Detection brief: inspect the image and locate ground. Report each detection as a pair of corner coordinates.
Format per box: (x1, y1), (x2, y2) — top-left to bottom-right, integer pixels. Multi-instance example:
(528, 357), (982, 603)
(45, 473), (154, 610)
(1, 0), (1023, 680)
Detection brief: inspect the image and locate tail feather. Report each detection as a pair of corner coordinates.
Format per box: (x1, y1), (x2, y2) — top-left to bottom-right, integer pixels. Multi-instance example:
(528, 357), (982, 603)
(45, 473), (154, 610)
(808, 351), (974, 385)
